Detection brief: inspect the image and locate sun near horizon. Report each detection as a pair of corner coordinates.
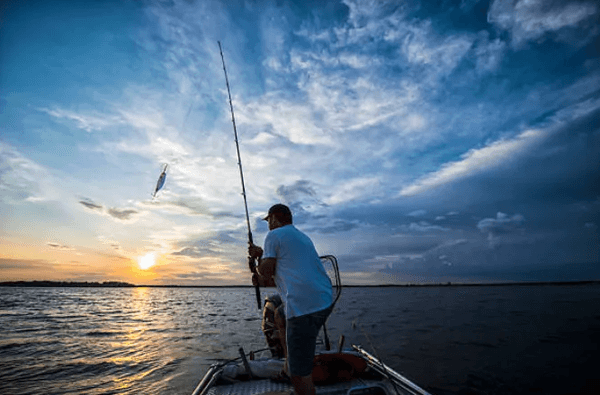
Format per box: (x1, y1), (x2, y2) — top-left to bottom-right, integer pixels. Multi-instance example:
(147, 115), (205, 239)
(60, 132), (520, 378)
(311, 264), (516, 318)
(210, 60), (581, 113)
(137, 252), (156, 270)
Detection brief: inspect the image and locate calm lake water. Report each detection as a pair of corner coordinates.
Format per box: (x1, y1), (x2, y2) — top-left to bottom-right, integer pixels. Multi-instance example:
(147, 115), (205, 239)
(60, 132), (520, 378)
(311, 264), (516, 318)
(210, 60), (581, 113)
(1, 284), (599, 394)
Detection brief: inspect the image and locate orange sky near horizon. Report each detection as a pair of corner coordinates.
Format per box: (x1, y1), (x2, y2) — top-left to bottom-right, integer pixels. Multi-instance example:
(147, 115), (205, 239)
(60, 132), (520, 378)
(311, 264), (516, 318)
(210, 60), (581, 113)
(0, 238), (251, 285)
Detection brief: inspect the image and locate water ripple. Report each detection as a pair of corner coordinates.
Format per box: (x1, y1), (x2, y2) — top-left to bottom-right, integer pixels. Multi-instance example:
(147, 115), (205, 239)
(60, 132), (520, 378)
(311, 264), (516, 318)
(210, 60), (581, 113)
(1, 285), (599, 394)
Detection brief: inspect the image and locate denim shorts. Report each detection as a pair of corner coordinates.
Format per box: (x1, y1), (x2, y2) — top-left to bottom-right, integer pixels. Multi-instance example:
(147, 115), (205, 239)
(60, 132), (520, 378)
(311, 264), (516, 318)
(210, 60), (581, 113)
(286, 306), (332, 377)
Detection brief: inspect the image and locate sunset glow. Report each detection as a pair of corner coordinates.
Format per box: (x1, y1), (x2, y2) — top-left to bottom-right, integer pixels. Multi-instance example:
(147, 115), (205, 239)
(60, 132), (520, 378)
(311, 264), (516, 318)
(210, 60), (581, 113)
(137, 253), (156, 270)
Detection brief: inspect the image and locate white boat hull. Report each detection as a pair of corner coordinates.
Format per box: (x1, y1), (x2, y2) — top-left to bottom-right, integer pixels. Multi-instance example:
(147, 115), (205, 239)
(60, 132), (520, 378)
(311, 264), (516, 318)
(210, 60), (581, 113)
(192, 345), (431, 395)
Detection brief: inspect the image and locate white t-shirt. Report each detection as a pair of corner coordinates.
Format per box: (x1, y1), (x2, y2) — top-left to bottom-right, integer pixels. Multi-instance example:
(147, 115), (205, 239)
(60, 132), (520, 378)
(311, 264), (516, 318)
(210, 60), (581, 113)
(263, 224), (333, 318)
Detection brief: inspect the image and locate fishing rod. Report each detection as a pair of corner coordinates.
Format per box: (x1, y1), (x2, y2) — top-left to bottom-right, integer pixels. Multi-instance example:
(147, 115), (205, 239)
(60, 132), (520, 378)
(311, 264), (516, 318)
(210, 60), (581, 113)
(218, 41), (261, 310)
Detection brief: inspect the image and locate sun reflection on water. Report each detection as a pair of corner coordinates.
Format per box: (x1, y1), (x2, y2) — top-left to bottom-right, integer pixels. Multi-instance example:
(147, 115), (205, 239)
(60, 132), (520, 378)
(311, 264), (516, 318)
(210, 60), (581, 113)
(1, 287), (266, 394)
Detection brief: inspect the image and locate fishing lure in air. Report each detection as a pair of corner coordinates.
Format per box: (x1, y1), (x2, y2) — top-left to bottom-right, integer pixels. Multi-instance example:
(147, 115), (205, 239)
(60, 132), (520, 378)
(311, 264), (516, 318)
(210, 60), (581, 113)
(152, 164), (168, 198)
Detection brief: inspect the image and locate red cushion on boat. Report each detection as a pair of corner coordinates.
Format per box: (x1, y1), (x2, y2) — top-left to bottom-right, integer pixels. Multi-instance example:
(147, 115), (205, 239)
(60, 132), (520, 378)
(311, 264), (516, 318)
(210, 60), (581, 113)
(312, 353), (368, 384)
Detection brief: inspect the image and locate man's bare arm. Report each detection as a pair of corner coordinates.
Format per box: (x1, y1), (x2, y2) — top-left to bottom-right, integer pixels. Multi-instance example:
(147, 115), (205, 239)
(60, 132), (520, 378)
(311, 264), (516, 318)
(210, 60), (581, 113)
(248, 243), (276, 287)
(257, 257), (276, 278)
(255, 257), (276, 287)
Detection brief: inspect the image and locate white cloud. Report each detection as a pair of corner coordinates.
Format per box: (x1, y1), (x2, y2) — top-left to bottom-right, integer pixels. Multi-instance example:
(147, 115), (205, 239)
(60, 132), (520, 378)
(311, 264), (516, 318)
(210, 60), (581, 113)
(115, 134), (191, 161)
(118, 108), (165, 131)
(343, 0), (397, 24)
(329, 5), (476, 80)
(290, 0), (475, 142)
(325, 177), (381, 205)
(474, 32), (507, 74)
(488, 0), (598, 46)
(277, 49), (424, 147)
(0, 142), (57, 204)
(337, 0), (409, 47)
(398, 128), (547, 196)
(236, 97), (334, 146)
(40, 107), (124, 132)
(408, 209), (427, 217)
(338, 52), (375, 69)
(402, 24), (473, 76)
(477, 212), (525, 233)
(405, 221), (448, 232)
(477, 212), (525, 248)
(306, 73), (416, 133)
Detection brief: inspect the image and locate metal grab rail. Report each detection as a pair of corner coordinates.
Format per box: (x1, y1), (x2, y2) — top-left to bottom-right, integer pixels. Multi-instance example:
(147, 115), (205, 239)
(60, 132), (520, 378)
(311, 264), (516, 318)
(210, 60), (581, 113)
(191, 365), (218, 395)
(320, 255), (341, 351)
(352, 345), (432, 395)
(320, 255), (342, 309)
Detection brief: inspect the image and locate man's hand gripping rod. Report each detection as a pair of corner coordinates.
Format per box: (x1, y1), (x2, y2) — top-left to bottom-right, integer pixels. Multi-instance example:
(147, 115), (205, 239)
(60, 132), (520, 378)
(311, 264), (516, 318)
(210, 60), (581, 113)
(218, 41), (261, 310)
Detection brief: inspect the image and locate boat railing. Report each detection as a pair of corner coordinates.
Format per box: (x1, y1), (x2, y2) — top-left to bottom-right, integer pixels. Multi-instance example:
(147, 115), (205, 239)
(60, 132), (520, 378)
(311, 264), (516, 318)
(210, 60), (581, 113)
(352, 345), (432, 395)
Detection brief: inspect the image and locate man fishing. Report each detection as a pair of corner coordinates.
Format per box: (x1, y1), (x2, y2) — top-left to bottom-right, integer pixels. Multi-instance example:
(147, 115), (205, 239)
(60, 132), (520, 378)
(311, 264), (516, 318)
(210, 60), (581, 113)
(248, 204), (333, 395)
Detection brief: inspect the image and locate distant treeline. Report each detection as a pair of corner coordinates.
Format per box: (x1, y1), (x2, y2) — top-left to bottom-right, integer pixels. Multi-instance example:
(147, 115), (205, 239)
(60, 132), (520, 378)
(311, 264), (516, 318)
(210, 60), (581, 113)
(1, 280), (598, 288)
(0, 281), (135, 287)
(345, 280), (600, 287)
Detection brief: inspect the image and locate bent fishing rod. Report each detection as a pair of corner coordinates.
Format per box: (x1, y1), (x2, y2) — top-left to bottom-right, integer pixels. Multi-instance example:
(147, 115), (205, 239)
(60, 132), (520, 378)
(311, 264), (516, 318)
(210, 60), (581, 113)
(218, 41), (261, 310)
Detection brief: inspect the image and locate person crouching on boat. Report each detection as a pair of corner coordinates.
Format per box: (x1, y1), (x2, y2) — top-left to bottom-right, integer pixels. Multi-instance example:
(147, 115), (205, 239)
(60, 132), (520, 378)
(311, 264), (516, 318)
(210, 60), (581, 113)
(262, 293), (285, 359)
(249, 204), (333, 395)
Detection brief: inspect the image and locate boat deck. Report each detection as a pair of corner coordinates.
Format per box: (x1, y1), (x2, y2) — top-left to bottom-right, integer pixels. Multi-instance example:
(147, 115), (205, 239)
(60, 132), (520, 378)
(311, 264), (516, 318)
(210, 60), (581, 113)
(206, 377), (400, 395)
(193, 346), (430, 395)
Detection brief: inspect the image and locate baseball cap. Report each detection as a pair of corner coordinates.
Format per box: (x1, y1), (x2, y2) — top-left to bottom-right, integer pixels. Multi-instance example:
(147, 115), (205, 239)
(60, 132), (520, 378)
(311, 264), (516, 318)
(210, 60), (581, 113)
(263, 204), (292, 221)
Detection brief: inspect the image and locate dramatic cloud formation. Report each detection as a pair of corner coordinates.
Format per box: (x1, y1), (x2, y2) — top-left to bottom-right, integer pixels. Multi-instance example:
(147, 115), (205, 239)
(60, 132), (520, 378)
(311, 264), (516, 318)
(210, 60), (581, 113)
(399, 129), (547, 197)
(1, 0), (598, 285)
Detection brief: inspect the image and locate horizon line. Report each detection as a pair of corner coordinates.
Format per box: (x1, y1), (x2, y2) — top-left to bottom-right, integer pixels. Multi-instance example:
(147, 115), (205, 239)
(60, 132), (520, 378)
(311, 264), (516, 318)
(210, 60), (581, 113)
(1, 279), (600, 288)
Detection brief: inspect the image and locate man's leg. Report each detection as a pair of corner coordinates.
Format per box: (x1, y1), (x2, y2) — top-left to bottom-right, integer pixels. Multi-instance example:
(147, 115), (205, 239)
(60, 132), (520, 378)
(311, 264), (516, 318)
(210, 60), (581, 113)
(286, 306), (332, 395)
(290, 374), (315, 395)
